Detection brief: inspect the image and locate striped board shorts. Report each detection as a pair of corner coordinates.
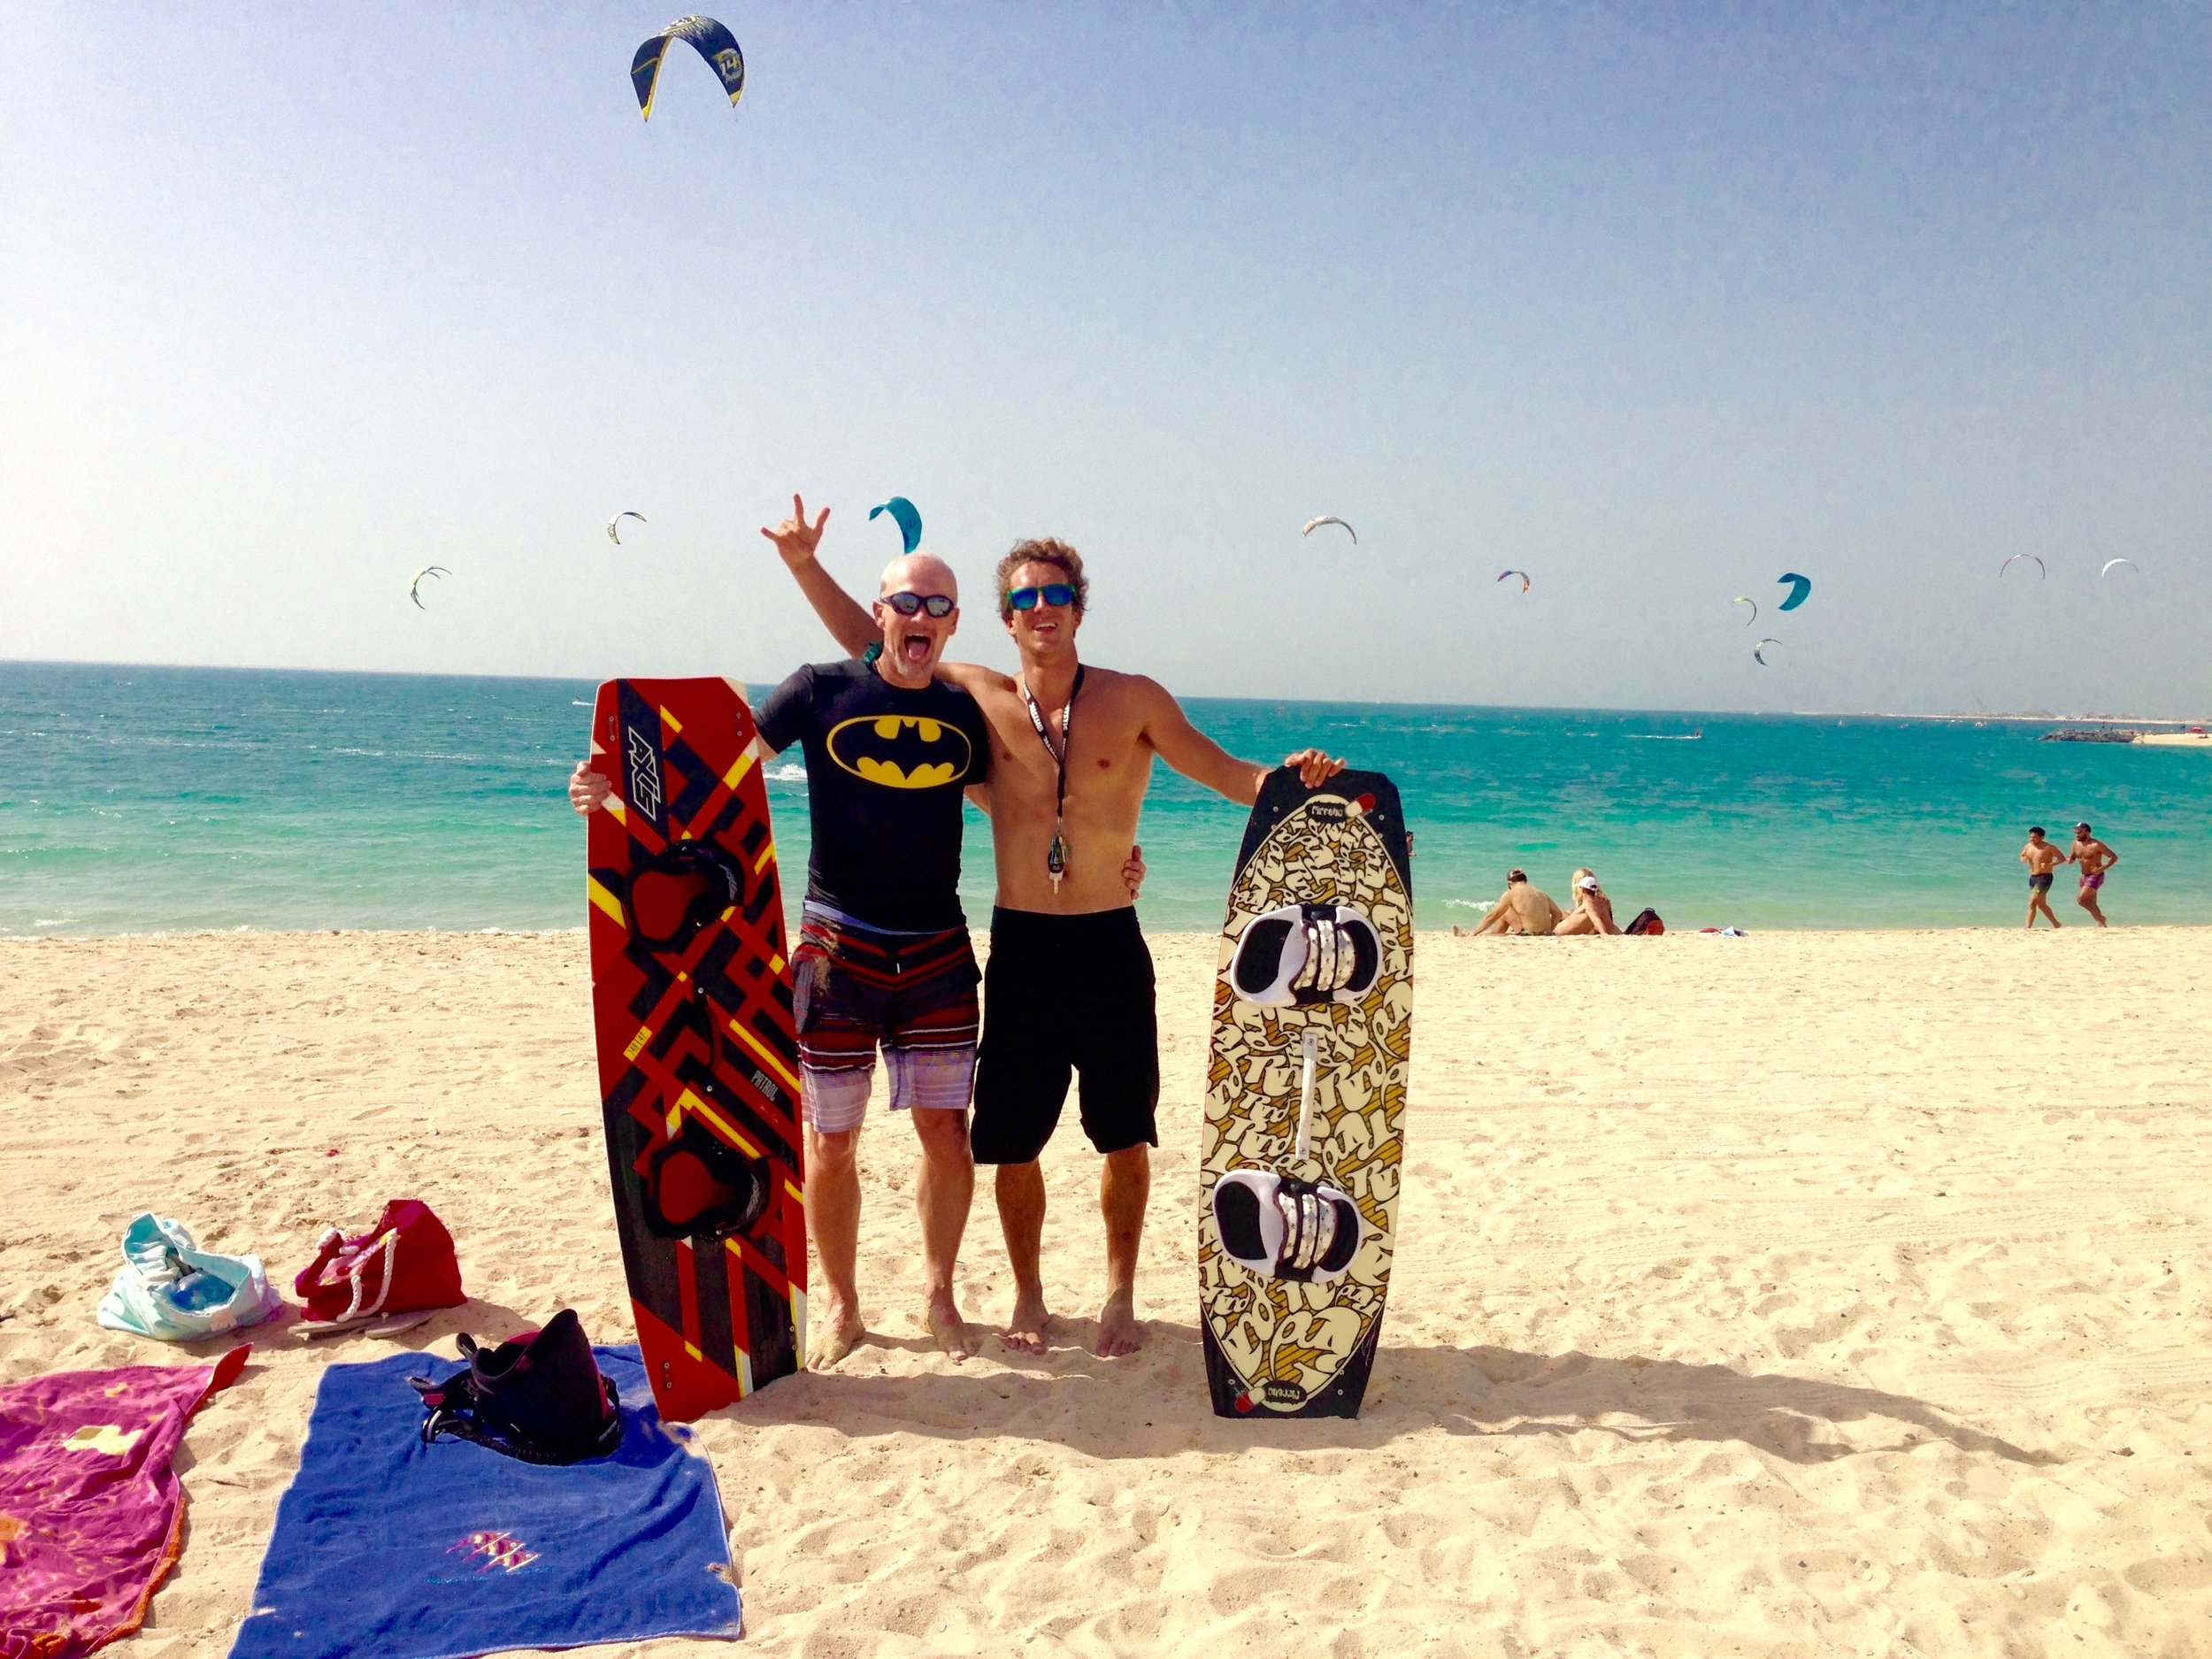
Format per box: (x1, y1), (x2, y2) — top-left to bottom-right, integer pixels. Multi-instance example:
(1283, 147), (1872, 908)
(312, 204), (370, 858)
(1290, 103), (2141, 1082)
(789, 908), (981, 1133)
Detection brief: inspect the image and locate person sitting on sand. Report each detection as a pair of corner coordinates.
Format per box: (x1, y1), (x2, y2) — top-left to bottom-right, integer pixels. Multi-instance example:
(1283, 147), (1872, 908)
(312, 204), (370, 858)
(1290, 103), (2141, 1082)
(1464, 870), (1564, 936)
(2070, 821), (2118, 927)
(569, 540), (1142, 1371)
(1553, 868), (1622, 935)
(2020, 826), (2066, 929)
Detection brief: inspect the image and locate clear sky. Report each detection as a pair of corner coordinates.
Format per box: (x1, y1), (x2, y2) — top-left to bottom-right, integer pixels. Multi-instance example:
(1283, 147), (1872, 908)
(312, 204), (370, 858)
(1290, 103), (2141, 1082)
(4, 4), (2206, 715)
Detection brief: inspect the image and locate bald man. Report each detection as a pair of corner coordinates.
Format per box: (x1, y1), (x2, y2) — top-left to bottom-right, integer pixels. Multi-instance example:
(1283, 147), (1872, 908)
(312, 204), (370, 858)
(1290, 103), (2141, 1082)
(572, 548), (1000, 1368)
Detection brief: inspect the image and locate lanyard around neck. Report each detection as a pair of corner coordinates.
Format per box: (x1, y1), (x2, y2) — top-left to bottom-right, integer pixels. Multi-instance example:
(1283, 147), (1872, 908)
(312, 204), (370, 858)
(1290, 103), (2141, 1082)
(1021, 666), (1086, 887)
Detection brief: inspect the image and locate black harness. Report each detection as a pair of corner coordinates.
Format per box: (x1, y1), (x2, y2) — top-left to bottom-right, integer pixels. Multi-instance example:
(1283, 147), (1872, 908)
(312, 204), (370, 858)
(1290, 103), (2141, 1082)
(411, 1310), (623, 1465)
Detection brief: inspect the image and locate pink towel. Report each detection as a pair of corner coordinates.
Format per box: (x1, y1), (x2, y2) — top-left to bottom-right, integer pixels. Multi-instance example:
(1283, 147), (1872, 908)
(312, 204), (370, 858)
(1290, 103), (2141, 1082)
(0, 1345), (248, 1657)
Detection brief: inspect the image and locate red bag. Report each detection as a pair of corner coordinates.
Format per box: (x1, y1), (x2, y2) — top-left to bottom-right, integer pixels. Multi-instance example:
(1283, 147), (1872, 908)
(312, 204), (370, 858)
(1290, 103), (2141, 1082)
(296, 1200), (465, 1330)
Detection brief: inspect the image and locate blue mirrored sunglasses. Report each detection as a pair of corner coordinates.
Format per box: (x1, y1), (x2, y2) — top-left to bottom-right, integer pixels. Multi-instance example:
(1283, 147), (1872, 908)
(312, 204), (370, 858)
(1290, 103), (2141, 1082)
(1007, 582), (1077, 611)
(882, 591), (955, 618)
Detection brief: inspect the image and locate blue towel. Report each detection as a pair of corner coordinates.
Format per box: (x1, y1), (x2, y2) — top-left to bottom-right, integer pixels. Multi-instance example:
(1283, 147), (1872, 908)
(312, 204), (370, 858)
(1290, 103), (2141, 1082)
(231, 1345), (741, 1658)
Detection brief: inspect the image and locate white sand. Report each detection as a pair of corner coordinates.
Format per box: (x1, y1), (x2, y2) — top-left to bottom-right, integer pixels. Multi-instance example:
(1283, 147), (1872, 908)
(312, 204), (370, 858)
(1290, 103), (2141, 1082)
(4, 927), (2210, 1655)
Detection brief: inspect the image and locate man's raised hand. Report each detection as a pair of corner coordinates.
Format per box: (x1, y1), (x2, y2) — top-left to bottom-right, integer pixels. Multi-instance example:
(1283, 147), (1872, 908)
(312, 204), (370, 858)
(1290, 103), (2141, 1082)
(759, 494), (830, 569)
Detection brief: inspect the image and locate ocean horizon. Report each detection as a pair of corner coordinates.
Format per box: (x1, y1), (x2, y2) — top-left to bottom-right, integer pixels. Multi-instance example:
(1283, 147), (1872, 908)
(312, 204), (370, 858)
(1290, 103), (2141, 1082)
(7, 658), (2209, 937)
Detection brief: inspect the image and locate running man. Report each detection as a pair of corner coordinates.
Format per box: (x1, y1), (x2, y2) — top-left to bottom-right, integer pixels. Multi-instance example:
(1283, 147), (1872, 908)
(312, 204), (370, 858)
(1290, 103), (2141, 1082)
(2020, 826), (2066, 928)
(764, 501), (1343, 1358)
(2070, 821), (2119, 926)
(571, 546), (1139, 1368)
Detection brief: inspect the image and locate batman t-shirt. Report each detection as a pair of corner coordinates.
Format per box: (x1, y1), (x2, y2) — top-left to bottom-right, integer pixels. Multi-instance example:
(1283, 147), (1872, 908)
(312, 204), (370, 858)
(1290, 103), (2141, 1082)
(755, 658), (992, 933)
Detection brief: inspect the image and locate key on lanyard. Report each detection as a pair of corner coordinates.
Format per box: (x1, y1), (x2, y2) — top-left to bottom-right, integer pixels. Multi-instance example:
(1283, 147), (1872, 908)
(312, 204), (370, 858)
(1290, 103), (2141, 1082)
(1022, 667), (1086, 895)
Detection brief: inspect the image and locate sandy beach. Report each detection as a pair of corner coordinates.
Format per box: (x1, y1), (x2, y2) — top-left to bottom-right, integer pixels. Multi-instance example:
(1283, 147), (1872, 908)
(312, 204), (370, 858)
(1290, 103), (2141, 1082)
(4, 926), (2209, 1656)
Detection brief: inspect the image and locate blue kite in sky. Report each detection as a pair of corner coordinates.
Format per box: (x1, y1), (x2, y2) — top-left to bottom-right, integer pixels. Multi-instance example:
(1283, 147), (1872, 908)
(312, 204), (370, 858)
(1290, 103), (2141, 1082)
(870, 497), (923, 555)
(631, 17), (745, 120)
(1777, 572), (1812, 611)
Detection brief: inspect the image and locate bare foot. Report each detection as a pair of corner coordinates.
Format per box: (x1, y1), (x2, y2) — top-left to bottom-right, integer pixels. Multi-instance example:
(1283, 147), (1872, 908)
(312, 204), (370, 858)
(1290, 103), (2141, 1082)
(1094, 1287), (1144, 1357)
(1000, 1285), (1048, 1356)
(810, 1303), (865, 1371)
(926, 1294), (972, 1362)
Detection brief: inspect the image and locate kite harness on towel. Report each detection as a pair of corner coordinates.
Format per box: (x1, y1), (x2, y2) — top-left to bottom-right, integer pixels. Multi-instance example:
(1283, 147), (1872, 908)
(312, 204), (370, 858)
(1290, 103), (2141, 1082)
(411, 1310), (623, 1465)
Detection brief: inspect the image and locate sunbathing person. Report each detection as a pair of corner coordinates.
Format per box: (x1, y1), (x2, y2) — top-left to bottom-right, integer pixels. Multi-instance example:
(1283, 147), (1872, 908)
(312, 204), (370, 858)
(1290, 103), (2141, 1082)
(1553, 868), (1622, 935)
(1465, 869), (1563, 936)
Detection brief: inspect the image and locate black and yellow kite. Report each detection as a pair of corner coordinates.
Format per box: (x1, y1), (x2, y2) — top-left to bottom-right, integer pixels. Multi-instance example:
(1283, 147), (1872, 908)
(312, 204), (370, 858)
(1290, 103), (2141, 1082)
(631, 16), (746, 120)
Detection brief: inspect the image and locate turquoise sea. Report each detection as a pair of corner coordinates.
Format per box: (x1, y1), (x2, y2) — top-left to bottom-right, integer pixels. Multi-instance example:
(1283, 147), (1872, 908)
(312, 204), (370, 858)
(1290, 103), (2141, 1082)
(5, 661), (2209, 936)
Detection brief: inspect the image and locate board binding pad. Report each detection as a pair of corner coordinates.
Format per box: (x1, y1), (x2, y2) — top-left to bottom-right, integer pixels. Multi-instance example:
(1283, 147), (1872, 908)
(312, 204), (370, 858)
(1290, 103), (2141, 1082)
(1200, 768), (1412, 1419)
(587, 678), (806, 1422)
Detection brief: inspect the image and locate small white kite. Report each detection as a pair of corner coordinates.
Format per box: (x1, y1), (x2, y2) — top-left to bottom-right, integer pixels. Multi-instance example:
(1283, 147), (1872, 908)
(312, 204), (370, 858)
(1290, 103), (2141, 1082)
(2101, 557), (2139, 578)
(2000, 553), (2047, 579)
(409, 566), (451, 610)
(607, 511), (647, 545)
(1753, 637), (1780, 665)
(1733, 595), (1757, 626)
(1302, 515), (1357, 544)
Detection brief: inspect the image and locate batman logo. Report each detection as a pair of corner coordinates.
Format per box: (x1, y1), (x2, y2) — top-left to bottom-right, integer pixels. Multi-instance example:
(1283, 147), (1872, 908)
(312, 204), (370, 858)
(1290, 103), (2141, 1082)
(826, 714), (972, 789)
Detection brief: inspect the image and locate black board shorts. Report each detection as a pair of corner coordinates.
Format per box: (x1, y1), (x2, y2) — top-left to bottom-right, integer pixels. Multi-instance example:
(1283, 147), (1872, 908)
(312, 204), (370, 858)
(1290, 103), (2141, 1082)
(972, 906), (1160, 1164)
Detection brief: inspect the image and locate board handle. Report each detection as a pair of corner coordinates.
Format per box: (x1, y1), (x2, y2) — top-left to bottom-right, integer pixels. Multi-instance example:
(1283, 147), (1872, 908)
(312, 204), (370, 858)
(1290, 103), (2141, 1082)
(1294, 1028), (1319, 1161)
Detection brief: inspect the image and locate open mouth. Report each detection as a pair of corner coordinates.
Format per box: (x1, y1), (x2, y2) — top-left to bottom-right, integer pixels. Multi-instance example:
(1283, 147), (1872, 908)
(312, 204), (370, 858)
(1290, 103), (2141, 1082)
(898, 628), (933, 667)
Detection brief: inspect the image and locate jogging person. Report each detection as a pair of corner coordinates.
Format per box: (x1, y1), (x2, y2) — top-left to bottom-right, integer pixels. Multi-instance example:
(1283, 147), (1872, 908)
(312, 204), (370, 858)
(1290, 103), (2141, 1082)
(2070, 821), (2119, 926)
(764, 504), (1343, 1358)
(2021, 826), (2066, 928)
(572, 528), (1141, 1369)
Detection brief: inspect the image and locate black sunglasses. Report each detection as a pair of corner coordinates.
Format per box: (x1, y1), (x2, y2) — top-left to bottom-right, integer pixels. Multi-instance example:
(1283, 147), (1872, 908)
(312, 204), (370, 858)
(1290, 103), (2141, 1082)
(1007, 582), (1077, 611)
(881, 591), (955, 618)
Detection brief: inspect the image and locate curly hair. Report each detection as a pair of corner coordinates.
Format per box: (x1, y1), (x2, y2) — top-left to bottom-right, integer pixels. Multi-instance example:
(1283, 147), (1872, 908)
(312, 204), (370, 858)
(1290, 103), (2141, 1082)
(995, 538), (1089, 619)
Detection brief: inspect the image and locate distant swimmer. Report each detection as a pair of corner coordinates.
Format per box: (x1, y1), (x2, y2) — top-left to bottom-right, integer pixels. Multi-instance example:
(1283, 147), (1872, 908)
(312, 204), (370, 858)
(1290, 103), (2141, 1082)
(1553, 867), (1621, 935)
(1464, 869), (1564, 937)
(2070, 821), (2118, 927)
(2020, 826), (2066, 928)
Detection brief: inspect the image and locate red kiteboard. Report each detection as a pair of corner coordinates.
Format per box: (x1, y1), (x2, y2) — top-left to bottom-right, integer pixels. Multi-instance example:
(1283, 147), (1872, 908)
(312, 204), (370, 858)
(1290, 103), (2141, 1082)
(585, 678), (806, 1421)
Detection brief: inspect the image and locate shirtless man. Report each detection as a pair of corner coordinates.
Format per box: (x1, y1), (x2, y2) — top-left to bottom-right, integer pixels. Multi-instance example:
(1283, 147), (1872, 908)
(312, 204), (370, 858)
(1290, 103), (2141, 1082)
(764, 499), (1342, 1357)
(2020, 826), (2066, 928)
(2070, 821), (2119, 927)
(1552, 868), (1621, 935)
(1467, 869), (1564, 936)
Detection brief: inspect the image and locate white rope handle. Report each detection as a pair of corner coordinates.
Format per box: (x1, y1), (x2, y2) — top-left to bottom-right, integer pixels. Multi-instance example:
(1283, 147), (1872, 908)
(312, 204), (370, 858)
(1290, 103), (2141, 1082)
(334, 1228), (400, 1324)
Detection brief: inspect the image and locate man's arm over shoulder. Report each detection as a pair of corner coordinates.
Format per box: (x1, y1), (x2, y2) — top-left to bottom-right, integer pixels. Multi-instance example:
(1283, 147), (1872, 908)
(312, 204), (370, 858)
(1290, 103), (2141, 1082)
(938, 660), (1015, 698)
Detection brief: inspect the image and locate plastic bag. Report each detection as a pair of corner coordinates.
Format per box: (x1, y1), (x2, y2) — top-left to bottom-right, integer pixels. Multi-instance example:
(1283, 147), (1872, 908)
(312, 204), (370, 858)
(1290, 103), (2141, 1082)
(96, 1213), (283, 1341)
